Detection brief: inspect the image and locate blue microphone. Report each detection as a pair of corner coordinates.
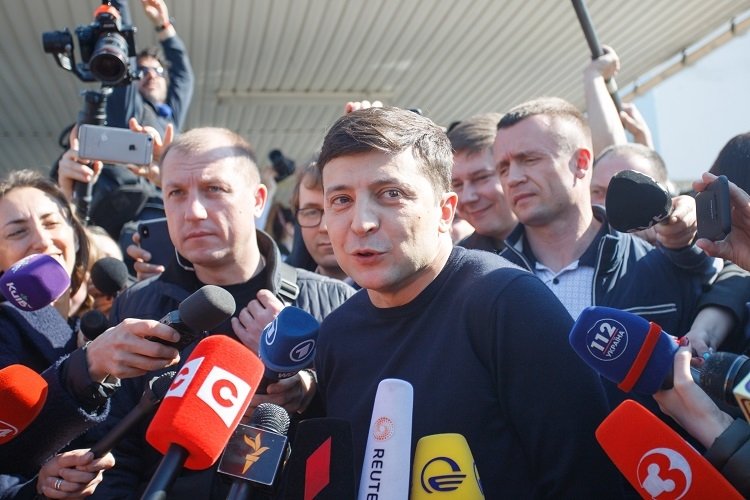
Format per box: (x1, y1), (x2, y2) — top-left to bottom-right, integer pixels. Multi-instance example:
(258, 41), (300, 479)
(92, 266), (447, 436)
(569, 306), (680, 394)
(258, 306), (319, 393)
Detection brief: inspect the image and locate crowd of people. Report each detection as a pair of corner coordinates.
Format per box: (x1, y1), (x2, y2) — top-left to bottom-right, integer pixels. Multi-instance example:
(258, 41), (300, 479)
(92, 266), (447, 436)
(1, 1), (750, 498)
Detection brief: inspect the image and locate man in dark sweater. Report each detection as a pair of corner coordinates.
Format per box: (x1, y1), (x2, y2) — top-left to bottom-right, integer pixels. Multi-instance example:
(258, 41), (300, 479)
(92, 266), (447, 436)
(311, 106), (623, 497)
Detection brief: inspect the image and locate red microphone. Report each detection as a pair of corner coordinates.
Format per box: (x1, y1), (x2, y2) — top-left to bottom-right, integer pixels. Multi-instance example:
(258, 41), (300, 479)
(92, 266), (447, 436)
(0, 364), (48, 444)
(596, 400), (742, 499)
(142, 335), (264, 499)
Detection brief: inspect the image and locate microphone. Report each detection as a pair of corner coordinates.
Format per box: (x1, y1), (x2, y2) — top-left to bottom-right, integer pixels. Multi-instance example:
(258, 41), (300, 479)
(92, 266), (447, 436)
(700, 352), (750, 408)
(569, 306), (684, 395)
(596, 399), (742, 499)
(280, 418), (356, 500)
(605, 170), (672, 233)
(141, 335), (264, 500)
(80, 309), (110, 341)
(0, 254), (70, 311)
(410, 433), (484, 499)
(151, 285), (236, 351)
(734, 370), (750, 422)
(0, 364), (48, 444)
(218, 403), (291, 500)
(257, 306), (319, 393)
(89, 370), (176, 458)
(90, 257), (129, 297)
(358, 378), (413, 500)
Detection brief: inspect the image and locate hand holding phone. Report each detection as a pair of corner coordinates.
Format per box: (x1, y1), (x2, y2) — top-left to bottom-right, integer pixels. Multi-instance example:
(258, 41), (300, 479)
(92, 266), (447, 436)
(78, 124), (154, 166)
(696, 175), (731, 241)
(137, 218), (175, 268)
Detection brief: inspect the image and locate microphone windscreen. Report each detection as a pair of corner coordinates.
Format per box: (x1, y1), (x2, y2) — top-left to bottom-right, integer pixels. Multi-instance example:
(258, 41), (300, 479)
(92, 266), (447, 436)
(0, 364), (48, 444)
(700, 352), (750, 406)
(281, 418), (356, 500)
(178, 285), (236, 332)
(90, 257), (129, 296)
(411, 434), (484, 499)
(259, 306), (319, 378)
(596, 400), (742, 499)
(734, 370), (750, 422)
(146, 335), (264, 470)
(358, 378), (413, 500)
(80, 309), (110, 340)
(606, 169), (672, 233)
(0, 254), (70, 311)
(569, 306), (678, 394)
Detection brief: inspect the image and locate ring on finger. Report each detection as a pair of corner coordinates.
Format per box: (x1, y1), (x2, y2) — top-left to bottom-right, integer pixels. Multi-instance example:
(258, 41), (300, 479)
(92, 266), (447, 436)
(54, 478), (63, 490)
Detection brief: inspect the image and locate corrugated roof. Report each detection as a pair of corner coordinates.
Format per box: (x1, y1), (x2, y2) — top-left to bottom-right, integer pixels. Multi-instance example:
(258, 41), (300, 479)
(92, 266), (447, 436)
(1, 0), (749, 175)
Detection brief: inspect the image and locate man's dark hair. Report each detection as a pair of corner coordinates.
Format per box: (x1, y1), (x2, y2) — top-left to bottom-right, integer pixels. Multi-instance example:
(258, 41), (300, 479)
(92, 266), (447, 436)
(595, 143), (669, 185)
(318, 107), (453, 194)
(710, 132), (750, 193)
(447, 112), (503, 155)
(291, 158), (323, 212)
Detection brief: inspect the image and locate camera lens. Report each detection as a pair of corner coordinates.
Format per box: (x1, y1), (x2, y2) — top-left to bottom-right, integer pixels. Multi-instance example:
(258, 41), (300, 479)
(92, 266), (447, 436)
(89, 32), (129, 85)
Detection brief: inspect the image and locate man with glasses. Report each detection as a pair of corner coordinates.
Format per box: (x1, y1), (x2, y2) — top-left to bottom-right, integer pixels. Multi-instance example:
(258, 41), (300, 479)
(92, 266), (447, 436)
(290, 160), (353, 284)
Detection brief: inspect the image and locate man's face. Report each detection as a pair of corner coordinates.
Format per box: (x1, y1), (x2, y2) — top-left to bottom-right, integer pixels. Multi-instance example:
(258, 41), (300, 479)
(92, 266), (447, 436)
(591, 153), (658, 206)
(137, 55), (168, 104)
(452, 148), (516, 241)
(322, 149), (455, 306)
(494, 115), (586, 228)
(297, 179), (341, 274)
(161, 146), (266, 273)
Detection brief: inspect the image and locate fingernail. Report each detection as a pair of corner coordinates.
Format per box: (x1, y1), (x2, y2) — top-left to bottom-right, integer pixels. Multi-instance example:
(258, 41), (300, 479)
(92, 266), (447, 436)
(679, 337), (690, 346)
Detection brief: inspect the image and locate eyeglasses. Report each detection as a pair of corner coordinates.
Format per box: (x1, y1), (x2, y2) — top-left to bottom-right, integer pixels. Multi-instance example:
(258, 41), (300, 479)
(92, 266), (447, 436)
(137, 65), (165, 77)
(295, 207), (324, 228)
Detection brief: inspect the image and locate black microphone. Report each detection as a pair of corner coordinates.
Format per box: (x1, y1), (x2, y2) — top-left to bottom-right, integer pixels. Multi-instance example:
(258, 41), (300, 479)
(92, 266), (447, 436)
(90, 257), (130, 297)
(699, 352), (750, 407)
(605, 169), (672, 233)
(218, 403), (291, 500)
(80, 309), (110, 341)
(150, 285), (236, 351)
(89, 370), (176, 459)
(280, 418), (356, 500)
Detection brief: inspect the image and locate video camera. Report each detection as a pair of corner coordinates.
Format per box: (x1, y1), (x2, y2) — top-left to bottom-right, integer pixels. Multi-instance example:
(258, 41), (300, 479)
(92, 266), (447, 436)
(42, 0), (138, 87)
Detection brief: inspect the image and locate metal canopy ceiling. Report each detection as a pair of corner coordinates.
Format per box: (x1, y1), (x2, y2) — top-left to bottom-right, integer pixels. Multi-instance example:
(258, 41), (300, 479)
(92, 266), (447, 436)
(1, 1), (749, 176)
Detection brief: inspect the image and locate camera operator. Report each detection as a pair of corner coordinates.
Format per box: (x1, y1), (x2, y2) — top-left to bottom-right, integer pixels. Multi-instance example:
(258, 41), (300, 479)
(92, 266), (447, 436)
(53, 0), (194, 247)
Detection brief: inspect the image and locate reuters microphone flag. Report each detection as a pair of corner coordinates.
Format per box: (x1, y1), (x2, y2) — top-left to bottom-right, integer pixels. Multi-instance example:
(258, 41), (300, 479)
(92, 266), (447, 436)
(596, 400), (742, 499)
(358, 378), (413, 500)
(410, 434), (484, 499)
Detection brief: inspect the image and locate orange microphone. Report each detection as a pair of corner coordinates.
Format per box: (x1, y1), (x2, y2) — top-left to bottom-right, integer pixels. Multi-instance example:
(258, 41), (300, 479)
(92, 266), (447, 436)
(596, 400), (742, 499)
(0, 364), (48, 444)
(142, 335), (264, 499)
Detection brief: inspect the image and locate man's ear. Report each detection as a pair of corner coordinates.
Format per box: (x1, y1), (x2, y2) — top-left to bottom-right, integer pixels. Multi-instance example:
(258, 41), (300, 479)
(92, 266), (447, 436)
(438, 191), (459, 234)
(254, 183), (269, 218)
(574, 148), (592, 178)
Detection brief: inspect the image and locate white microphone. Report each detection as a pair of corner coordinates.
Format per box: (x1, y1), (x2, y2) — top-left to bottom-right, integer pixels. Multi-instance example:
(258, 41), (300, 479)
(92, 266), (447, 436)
(357, 378), (413, 500)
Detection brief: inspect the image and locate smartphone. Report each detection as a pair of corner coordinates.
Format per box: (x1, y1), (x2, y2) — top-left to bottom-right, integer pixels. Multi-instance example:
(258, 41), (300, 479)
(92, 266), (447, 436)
(695, 175), (731, 241)
(78, 124), (153, 165)
(137, 218), (175, 268)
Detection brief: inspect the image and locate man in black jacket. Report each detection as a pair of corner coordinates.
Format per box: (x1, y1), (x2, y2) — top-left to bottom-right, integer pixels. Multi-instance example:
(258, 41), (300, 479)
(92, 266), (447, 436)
(87, 127), (354, 498)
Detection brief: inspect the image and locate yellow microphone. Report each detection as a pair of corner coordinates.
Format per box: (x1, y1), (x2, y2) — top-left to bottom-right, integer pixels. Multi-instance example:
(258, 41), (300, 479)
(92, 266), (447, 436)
(410, 433), (484, 499)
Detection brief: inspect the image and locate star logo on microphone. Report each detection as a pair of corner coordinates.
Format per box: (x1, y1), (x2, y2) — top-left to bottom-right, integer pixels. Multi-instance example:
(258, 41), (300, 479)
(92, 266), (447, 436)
(373, 416), (394, 441)
(241, 433), (270, 474)
(636, 448), (691, 500)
